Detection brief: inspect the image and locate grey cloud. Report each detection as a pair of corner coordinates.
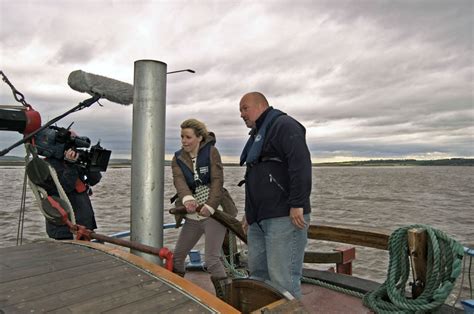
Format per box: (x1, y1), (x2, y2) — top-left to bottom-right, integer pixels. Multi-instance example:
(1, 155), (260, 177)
(310, 139), (474, 158)
(53, 41), (98, 64)
(1, 0), (472, 161)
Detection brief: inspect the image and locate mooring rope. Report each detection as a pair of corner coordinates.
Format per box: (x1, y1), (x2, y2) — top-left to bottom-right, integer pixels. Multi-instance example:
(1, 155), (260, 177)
(363, 224), (464, 313)
(301, 275), (365, 298)
(222, 231), (248, 278)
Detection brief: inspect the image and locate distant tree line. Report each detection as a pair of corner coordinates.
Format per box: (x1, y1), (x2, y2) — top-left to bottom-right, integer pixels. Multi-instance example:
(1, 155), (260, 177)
(313, 158), (474, 167)
(1, 156), (473, 167)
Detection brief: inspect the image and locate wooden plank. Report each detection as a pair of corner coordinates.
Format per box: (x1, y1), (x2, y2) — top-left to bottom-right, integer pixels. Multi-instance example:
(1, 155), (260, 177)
(1, 244), (102, 270)
(74, 241), (239, 313)
(0, 242), (101, 264)
(104, 287), (202, 313)
(1, 241), (239, 314)
(307, 224), (390, 250)
(2, 264), (141, 306)
(0, 242), (91, 266)
(0, 249), (110, 283)
(408, 228), (427, 298)
(304, 251), (342, 264)
(1, 265), (157, 312)
(0, 242), (57, 255)
(48, 280), (168, 313)
(160, 299), (212, 314)
(1, 242), (100, 264)
(0, 258), (120, 296)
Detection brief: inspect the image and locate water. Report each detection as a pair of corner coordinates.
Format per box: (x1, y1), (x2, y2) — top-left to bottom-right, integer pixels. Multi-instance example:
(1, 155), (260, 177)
(1, 166), (473, 302)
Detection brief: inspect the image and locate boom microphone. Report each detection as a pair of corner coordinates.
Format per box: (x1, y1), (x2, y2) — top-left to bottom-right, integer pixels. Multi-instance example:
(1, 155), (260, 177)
(68, 70), (133, 105)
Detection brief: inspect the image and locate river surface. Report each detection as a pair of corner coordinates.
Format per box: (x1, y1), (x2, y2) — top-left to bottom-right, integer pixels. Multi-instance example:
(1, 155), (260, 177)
(1, 166), (472, 303)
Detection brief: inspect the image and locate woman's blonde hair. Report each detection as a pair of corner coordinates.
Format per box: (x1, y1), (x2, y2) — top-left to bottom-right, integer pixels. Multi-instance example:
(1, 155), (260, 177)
(180, 118), (208, 141)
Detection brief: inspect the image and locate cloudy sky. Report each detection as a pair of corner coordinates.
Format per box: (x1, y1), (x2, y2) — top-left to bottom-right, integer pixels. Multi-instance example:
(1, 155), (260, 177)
(1, 0), (473, 162)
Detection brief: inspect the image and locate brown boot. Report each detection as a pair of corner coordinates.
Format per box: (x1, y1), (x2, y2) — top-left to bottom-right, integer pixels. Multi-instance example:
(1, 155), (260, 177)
(211, 276), (231, 301)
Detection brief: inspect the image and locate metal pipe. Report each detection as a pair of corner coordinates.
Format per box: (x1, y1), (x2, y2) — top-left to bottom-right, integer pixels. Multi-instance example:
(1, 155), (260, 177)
(90, 232), (174, 271)
(167, 69), (195, 74)
(131, 60), (167, 264)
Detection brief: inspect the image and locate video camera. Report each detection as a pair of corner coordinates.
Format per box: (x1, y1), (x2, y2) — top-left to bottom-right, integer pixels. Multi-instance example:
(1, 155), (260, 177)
(34, 126), (111, 172)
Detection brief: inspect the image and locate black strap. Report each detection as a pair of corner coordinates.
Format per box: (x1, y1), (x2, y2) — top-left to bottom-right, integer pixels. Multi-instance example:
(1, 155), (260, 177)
(170, 193), (178, 204)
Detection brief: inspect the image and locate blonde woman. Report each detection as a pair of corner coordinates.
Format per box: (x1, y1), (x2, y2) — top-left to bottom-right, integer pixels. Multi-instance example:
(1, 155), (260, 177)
(171, 118), (228, 299)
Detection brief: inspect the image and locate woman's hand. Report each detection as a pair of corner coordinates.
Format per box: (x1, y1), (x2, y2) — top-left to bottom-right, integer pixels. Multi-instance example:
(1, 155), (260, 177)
(184, 200), (198, 213)
(198, 205), (211, 217)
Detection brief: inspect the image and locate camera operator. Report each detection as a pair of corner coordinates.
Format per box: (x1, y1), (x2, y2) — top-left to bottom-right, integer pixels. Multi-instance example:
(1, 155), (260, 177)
(44, 144), (102, 240)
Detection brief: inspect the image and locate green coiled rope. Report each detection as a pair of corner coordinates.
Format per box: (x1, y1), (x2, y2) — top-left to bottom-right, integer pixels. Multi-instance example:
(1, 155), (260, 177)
(222, 232), (248, 278)
(363, 224), (464, 313)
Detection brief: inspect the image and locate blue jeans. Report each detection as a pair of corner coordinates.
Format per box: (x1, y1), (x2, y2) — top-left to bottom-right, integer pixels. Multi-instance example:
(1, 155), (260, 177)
(247, 214), (310, 298)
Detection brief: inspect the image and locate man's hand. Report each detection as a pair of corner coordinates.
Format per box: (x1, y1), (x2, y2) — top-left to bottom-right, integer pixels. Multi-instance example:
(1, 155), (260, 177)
(241, 215), (249, 235)
(290, 207), (306, 229)
(64, 148), (78, 163)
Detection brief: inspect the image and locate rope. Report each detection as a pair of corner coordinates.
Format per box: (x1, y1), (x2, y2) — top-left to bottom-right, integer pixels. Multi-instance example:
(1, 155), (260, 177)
(470, 254), (473, 299)
(222, 231), (248, 278)
(452, 251), (468, 310)
(301, 276), (365, 298)
(218, 223), (465, 313)
(16, 163), (28, 245)
(24, 144), (76, 225)
(363, 224), (464, 313)
(46, 161), (75, 224)
(221, 231), (370, 296)
(468, 254), (473, 299)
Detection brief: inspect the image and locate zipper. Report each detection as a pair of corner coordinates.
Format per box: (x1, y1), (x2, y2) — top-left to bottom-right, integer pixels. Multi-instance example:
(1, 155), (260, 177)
(269, 174), (286, 193)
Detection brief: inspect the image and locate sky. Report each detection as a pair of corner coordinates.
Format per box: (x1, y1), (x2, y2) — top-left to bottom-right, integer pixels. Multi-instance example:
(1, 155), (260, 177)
(1, 0), (473, 163)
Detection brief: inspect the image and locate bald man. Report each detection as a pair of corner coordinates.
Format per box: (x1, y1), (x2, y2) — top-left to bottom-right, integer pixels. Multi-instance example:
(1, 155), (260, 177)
(239, 92), (312, 298)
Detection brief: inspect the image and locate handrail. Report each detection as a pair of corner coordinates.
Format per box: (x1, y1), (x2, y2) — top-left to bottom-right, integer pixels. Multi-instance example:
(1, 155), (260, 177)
(110, 222), (392, 250)
(308, 223), (391, 250)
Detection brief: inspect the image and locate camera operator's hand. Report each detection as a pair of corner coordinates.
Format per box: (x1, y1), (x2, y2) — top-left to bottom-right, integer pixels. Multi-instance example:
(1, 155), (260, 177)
(64, 148), (79, 163)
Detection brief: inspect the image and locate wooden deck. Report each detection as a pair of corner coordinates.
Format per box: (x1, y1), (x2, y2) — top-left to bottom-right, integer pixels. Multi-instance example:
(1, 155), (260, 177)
(0, 240), (370, 313)
(0, 241), (237, 313)
(1, 241), (460, 313)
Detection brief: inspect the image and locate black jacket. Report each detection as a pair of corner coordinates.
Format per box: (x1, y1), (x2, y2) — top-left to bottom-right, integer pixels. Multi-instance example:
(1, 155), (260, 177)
(44, 158), (102, 239)
(244, 108), (312, 225)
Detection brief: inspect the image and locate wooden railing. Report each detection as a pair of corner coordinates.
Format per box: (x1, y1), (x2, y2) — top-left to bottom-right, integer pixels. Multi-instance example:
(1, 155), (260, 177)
(304, 223), (391, 274)
(307, 223), (390, 250)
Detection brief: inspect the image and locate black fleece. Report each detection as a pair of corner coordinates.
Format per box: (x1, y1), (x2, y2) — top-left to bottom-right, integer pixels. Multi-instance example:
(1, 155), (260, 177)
(244, 108), (312, 225)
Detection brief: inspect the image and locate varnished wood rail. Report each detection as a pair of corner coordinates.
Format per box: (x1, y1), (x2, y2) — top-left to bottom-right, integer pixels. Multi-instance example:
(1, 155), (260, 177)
(308, 223), (391, 250)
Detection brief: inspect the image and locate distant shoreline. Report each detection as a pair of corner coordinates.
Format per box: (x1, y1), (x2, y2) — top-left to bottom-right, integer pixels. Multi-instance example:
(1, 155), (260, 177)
(0, 158), (473, 167)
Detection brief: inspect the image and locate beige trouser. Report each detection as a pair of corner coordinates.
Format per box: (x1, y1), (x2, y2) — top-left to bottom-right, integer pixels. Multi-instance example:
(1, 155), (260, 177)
(173, 217), (227, 278)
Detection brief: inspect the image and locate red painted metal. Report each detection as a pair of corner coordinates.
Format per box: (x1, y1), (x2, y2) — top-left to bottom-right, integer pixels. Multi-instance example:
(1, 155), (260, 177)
(90, 232), (174, 271)
(23, 106), (41, 134)
(158, 247), (174, 271)
(52, 200), (174, 270)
